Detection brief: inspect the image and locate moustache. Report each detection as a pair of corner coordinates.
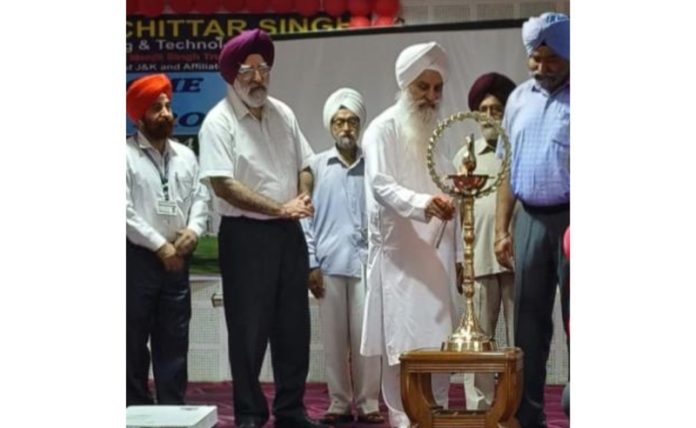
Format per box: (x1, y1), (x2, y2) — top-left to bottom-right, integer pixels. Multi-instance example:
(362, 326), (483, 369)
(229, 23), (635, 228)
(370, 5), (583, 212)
(418, 102), (437, 111)
(533, 72), (558, 82)
(247, 84), (267, 93)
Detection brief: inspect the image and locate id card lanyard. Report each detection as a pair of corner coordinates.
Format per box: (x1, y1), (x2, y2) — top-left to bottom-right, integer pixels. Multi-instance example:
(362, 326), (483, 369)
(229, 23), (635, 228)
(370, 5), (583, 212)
(137, 134), (171, 201)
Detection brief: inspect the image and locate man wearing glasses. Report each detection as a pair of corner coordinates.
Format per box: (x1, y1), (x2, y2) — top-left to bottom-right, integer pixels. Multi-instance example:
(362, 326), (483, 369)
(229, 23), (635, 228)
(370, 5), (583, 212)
(301, 88), (385, 425)
(198, 29), (325, 428)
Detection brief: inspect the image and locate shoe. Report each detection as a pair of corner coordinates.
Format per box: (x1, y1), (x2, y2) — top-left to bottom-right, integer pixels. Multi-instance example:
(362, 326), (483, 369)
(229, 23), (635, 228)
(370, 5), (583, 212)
(236, 419), (264, 428)
(357, 411), (385, 424)
(274, 416), (329, 428)
(319, 412), (353, 424)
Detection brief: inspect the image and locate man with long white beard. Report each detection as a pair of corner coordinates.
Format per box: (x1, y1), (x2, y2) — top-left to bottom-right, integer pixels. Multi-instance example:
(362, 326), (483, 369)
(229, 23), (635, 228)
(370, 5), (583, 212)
(360, 42), (463, 428)
(198, 29), (325, 428)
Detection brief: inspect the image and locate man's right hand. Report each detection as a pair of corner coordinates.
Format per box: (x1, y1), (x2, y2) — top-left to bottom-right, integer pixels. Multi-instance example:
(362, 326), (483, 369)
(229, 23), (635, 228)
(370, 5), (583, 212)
(156, 242), (184, 272)
(308, 268), (324, 299)
(425, 194), (455, 221)
(280, 193), (315, 219)
(494, 232), (515, 270)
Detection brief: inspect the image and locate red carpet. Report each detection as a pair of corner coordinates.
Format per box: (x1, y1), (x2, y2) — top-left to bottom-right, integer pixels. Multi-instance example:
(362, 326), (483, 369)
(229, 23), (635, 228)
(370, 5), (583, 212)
(184, 382), (569, 428)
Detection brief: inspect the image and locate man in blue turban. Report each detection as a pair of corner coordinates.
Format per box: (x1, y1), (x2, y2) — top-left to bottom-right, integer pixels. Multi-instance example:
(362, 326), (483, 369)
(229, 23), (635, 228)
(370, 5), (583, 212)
(494, 12), (570, 428)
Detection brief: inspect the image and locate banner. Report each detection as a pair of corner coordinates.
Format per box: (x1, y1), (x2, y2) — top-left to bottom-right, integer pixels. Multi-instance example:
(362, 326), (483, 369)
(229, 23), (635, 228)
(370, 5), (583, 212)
(127, 13), (350, 136)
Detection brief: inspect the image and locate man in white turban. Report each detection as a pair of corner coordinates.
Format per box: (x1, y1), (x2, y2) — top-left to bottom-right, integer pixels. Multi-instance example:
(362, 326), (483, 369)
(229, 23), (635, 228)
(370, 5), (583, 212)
(360, 42), (463, 428)
(301, 88), (384, 425)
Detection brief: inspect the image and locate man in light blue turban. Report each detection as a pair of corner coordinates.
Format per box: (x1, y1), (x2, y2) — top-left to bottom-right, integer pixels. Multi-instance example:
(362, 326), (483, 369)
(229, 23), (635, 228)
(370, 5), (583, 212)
(494, 12), (570, 428)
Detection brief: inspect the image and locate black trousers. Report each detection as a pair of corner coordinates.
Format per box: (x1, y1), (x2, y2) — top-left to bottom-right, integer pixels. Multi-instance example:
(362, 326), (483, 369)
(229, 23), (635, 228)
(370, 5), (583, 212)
(218, 216), (311, 424)
(513, 204), (570, 428)
(126, 241), (191, 406)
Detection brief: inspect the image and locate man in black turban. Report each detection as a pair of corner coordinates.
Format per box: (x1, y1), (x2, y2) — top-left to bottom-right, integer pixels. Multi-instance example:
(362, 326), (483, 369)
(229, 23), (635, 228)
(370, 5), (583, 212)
(453, 71), (517, 411)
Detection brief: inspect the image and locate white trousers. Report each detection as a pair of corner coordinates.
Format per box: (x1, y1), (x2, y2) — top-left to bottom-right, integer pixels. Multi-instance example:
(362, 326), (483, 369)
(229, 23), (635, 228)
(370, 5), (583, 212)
(462, 272), (515, 410)
(381, 343), (449, 428)
(319, 274), (381, 415)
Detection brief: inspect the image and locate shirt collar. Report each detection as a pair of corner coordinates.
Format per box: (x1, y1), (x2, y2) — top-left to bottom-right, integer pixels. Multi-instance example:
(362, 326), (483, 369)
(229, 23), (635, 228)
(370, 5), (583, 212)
(475, 137), (497, 155)
(135, 131), (174, 157)
(328, 146), (363, 169)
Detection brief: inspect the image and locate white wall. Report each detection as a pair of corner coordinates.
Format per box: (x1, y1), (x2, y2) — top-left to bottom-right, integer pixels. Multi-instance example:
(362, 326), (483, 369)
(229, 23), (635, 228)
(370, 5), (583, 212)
(272, 26), (531, 154)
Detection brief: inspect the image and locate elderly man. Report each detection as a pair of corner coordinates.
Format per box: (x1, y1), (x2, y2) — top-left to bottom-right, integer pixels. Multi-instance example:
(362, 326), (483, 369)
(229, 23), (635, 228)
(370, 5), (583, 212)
(197, 29), (325, 428)
(452, 72), (517, 411)
(126, 74), (209, 406)
(361, 42), (463, 428)
(494, 13), (570, 428)
(302, 88), (384, 425)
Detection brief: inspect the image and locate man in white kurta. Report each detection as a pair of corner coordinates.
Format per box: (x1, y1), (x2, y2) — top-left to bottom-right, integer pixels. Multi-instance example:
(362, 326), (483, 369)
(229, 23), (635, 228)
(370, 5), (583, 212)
(360, 42), (463, 428)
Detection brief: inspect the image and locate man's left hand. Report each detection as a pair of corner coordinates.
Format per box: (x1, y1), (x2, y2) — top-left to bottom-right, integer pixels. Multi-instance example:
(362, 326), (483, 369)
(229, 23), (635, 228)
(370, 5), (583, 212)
(174, 228), (198, 256)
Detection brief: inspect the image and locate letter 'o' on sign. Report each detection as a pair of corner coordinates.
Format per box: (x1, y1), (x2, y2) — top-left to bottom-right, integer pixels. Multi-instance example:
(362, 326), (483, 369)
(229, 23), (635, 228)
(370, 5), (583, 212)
(195, 0), (222, 13)
(171, 0), (195, 13)
(141, 0), (164, 16)
(222, 0), (246, 11)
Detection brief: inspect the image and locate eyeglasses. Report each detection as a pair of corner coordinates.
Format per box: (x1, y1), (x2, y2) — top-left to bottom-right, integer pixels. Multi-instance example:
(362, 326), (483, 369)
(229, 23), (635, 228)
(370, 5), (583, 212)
(331, 117), (360, 128)
(237, 64), (271, 81)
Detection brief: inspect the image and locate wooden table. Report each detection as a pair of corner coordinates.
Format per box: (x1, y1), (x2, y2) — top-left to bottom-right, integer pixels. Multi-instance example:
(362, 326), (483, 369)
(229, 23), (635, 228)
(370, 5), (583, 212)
(400, 348), (523, 428)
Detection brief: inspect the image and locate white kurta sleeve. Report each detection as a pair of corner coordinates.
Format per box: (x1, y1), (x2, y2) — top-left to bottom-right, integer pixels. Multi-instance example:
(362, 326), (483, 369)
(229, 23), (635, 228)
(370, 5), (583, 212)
(363, 122), (431, 222)
(126, 167), (167, 252)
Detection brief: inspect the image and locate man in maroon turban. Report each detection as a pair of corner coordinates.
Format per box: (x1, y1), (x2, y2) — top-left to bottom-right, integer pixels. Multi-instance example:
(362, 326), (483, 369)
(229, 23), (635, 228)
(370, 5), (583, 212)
(452, 71), (517, 412)
(126, 73), (210, 406)
(198, 30), (325, 428)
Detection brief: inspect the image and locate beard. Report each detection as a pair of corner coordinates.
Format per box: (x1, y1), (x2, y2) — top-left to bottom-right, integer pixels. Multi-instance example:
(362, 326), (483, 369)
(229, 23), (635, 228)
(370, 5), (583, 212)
(481, 124), (499, 144)
(141, 116), (174, 141)
(335, 134), (357, 151)
(394, 90), (440, 163)
(233, 79), (268, 108)
(532, 70), (569, 92)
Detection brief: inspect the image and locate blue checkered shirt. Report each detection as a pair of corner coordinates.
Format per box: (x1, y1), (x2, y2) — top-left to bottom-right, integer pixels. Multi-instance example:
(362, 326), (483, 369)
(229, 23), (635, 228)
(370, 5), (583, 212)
(497, 78), (570, 206)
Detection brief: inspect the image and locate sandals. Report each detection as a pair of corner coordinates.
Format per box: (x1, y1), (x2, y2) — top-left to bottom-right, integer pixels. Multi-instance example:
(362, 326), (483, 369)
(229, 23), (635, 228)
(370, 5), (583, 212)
(319, 413), (354, 424)
(357, 412), (386, 424)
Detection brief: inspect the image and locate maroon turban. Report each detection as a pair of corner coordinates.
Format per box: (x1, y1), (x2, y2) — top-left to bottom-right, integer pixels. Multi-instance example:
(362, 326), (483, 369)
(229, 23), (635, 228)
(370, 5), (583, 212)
(126, 74), (172, 122)
(218, 29), (275, 85)
(467, 72), (517, 111)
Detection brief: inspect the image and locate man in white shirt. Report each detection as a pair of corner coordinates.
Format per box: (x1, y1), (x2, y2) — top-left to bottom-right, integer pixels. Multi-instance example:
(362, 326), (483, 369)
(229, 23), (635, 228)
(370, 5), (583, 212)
(197, 29), (325, 428)
(360, 42), (463, 428)
(302, 88), (384, 425)
(126, 73), (210, 406)
(452, 72), (517, 411)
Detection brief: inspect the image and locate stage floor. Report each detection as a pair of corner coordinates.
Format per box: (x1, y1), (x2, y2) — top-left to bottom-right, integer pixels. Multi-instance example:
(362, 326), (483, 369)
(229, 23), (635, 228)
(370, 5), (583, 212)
(183, 382), (569, 428)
